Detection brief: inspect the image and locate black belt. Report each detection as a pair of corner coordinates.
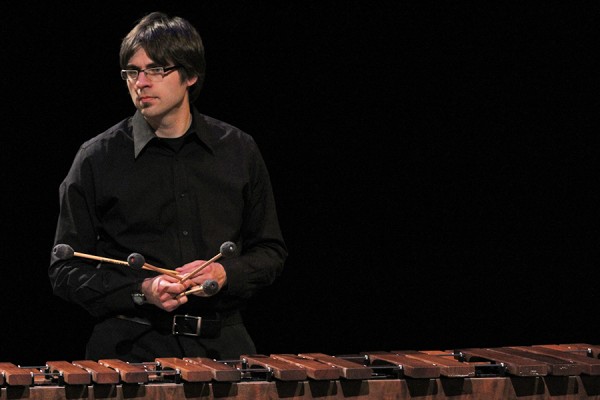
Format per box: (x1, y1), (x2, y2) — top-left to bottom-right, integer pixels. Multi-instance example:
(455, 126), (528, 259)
(116, 310), (242, 338)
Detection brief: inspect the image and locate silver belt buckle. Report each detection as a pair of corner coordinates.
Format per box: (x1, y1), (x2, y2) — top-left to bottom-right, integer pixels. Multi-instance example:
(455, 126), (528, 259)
(172, 314), (202, 336)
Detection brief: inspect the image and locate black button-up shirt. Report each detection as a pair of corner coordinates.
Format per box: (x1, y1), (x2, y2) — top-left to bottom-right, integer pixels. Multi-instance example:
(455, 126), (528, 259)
(49, 108), (287, 318)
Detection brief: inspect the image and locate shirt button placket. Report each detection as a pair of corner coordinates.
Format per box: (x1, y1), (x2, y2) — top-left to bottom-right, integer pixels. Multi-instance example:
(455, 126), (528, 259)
(173, 155), (194, 260)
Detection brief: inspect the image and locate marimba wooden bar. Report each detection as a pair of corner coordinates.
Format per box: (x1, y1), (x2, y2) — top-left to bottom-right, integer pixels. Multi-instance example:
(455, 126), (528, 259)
(2, 343), (600, 399)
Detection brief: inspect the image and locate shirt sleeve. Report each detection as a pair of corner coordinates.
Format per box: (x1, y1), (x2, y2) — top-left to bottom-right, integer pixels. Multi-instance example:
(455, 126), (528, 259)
(48, 146), (142, 318)
(219, 141), (288, 299)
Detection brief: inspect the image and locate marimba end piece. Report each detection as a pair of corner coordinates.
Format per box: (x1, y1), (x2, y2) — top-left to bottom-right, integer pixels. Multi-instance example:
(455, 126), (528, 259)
(156, 357), (213, 382)
(392, 350), (475, 378)
(98, 359), (149, 383)
(72, 360), (120, 384)
(0, 362), (33, 386)
(458, 347), (548, 377)
(46, 360), (91, 385)
(271, 354), (341, 380)
(183, 357), (241, 381)
(299, 353), (373, 380)
(242, 354), (307, 381)
(365, 352), (441, 379)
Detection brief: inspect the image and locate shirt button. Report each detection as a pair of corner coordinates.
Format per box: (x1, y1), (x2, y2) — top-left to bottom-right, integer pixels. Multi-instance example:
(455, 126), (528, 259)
(180, 192), (186, 198)
(182, 231), (189, 236)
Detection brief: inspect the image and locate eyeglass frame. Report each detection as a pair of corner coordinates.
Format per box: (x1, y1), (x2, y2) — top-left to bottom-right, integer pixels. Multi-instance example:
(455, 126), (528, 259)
(120, 65), (183, 82)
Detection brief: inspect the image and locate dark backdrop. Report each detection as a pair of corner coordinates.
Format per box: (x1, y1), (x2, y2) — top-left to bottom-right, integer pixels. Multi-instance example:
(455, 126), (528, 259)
(1, 2), (599, 364)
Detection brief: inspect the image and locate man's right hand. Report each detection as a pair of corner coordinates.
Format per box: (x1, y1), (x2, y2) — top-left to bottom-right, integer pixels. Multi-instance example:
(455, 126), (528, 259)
(141, 275), (188, 311)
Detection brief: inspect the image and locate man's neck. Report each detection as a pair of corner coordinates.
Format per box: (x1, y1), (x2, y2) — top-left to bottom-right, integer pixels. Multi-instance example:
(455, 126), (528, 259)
(148, 108), (193, 138)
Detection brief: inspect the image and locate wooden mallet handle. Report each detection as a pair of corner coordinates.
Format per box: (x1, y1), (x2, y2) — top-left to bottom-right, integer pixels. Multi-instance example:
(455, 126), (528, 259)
(53, 244), (181, 278)
(179, 241), (237, 283)
(127, 253), (181, 278)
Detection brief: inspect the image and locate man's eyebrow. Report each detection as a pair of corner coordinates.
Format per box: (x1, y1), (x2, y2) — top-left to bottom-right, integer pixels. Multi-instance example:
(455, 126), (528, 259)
(125, 62), (161, 69)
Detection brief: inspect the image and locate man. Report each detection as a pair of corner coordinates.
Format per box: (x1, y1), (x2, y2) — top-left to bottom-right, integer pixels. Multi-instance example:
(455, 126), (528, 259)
(49, 12), (287, 362)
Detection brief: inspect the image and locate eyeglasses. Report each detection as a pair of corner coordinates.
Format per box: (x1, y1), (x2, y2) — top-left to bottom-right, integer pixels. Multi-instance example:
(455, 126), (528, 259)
(120, 65), (182, 82)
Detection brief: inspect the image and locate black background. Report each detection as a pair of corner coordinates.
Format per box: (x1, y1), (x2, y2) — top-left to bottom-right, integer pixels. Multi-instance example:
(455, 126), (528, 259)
(1, 2), (599, 364)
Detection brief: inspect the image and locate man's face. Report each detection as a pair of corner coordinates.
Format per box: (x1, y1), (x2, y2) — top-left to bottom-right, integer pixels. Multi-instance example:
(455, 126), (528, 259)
(124, 48), (197, 122)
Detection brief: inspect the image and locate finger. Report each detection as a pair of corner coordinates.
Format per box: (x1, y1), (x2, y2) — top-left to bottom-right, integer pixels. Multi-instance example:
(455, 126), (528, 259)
(166, 283), (186, 294)
(176, 260), (208, 273)
(162, 274), (185, 283)
(162, 294), (188, 311)
(158, 286), (184, 301)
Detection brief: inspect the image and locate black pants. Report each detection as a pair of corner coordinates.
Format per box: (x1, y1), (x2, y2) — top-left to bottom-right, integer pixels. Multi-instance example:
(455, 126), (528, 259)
(85, 313), (256, 362)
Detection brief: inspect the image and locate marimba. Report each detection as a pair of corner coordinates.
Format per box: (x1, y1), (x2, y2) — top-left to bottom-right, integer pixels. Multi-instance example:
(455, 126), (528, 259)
(2, 343), (600, 399)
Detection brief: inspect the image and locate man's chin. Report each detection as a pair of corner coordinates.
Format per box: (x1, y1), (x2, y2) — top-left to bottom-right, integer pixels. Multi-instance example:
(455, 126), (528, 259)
(139, 106), (156, 117)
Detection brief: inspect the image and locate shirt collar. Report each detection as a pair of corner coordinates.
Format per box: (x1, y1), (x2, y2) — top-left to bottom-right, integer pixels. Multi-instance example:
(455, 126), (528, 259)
(132, 107), (215, 158)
